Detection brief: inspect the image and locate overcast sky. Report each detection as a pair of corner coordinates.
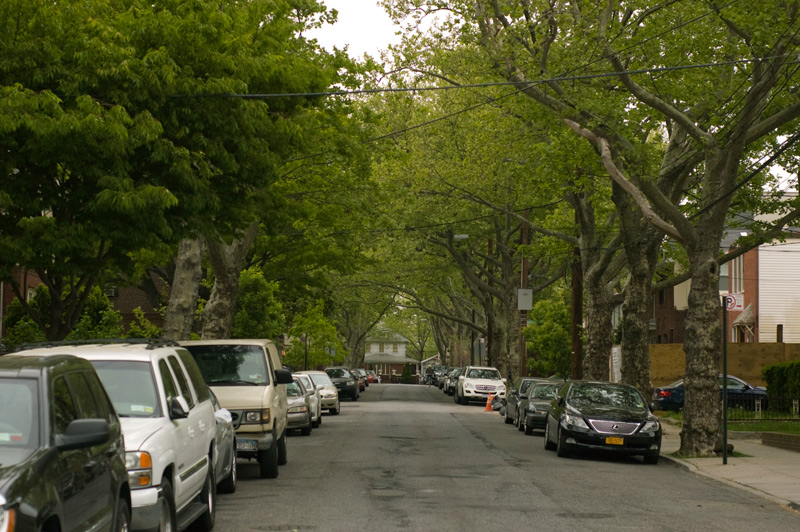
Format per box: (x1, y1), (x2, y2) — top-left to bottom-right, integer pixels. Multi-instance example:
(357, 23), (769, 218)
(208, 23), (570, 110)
(307, 0), (401, 58)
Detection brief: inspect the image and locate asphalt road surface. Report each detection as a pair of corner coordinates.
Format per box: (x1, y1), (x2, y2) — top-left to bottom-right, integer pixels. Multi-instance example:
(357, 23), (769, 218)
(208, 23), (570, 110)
(214, 383), (800, 531)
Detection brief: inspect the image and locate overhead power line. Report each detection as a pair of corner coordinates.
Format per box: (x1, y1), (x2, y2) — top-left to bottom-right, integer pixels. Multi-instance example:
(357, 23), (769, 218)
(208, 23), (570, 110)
(169, 55), (800, 100)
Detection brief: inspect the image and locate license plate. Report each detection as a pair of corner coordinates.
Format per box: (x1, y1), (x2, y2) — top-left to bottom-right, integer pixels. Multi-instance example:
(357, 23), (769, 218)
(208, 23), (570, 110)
(605, 436), (624, 445)
(237, 439), (258, 451)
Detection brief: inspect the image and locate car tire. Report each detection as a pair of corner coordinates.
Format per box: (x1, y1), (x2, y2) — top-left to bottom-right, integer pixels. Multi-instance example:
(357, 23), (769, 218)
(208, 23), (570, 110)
(301, 416), (312, 436)
(194, 465), (216, 532)
(277, 432), (287, 466)
(644, 453), (660, 465)
(217, 448), (237, 494)
(112, 495), (130, 532)
(454, 390), (459, 404)
(352, 391), (359, 402)
(330, 404), (340, 415)
(158, 478), (177, 532)
(517, 412), (524, 431)
(258, 444), (279, 479)
(504, 407), (514, 424)
(556, 426), (570, 458)
(544, 420), (556, 451)
(524, 418), (534, 436)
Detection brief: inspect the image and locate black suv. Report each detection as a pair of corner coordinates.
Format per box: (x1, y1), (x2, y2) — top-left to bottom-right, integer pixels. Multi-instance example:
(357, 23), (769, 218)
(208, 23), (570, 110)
(0, 354), (130, 532)
(325, 367), (359, 401)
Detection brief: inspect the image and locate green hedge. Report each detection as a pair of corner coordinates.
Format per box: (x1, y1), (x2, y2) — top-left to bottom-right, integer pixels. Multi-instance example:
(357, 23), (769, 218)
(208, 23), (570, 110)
(762, 360), (800, 411)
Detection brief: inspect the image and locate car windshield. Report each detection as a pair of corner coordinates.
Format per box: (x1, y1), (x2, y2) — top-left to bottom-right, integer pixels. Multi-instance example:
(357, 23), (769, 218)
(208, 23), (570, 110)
(296, 375), (313, 389)
(519, 380), (534, 394)
(467, 368), (501, 380)
(0, 377), (39, 449)
(286, 382), (303, 397)
(91, 360), (162, 418)
(309, 373), (334, 386)
(326, 368), (349, 379)
(531, 383), (559, 400)
(186, 345), (270, 386)
(568, 383), (646, 409)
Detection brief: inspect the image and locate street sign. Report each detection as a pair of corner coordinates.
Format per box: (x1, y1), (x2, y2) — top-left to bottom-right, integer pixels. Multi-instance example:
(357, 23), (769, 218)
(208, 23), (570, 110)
(517, 288), (533, 310)
(724, 293), (744, 311)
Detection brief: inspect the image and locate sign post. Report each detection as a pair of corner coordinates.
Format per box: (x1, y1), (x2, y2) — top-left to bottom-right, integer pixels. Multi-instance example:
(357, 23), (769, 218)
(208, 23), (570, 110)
(721, 295), (729, 465)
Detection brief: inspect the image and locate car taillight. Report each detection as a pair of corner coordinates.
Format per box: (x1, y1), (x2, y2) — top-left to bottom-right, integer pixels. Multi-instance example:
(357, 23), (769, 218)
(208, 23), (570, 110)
(658, 390), (672, 398)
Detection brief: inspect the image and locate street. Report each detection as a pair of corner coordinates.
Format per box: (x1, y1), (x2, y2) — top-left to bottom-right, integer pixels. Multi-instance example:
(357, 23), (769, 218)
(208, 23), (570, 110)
(215, 384), (800, 531)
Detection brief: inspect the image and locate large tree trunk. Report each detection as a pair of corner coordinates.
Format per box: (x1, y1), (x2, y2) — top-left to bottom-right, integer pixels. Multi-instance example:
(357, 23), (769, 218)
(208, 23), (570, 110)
(161, 238), (204, 341)
(201, 224), (259, 339)
(620, 262), (655, 397)
(582, 279), (613, 380)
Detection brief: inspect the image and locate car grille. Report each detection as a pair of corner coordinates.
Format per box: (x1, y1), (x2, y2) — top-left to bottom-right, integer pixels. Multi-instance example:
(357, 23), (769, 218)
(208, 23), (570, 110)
(587, 419), (640, 435)
(475, 384), (497, 392)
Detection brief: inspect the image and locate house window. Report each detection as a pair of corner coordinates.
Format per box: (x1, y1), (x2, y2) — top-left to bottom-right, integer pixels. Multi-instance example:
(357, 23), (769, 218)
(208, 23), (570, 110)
(718, 262), (729, 292)
(731, 255), (744, 293)
(379, 343), (385, 353)
(26, 288), (36, 302)
(392, 343), (398, 353)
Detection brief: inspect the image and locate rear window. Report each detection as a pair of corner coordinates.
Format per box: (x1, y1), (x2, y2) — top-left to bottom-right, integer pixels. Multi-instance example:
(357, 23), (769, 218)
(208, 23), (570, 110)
(309, 373), (333, 386)
(185, 345), (270, 386)
(91, 360), (162, 418)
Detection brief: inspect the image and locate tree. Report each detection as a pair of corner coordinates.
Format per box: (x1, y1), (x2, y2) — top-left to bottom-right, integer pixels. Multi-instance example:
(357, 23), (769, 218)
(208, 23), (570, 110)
(525, 297), (572, 379)
(386, 0), (800, 457)
(284, 301), (346, 370)
(231, 269), (285, 340)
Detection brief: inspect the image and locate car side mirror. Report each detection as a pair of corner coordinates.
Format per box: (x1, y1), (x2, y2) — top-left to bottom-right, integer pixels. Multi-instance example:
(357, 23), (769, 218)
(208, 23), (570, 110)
(648, 402), (656, 412)
(170, 396), (190, 420)
(275, 368), (293, 385)
(556, 396), (565, 406)
(55, 419), (110, 451)
(510, 390), (518, 396)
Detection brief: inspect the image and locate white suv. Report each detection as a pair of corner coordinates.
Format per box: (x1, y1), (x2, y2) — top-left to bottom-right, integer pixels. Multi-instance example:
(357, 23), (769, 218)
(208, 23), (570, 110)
(455, 366), (507, 405)
(19, 341), (218, 532)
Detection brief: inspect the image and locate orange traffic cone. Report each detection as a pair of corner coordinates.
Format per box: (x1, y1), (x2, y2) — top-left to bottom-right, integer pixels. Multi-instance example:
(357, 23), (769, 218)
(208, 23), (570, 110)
(485, 393), (494, 412)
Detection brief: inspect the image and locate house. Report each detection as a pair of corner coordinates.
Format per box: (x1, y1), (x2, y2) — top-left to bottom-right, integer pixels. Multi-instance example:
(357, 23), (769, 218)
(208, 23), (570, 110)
(0, 268), (42, 341)
(363, 331), (420, 381)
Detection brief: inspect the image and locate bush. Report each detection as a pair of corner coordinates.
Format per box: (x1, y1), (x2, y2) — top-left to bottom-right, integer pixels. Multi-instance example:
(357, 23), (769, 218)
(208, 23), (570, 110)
(400, 364), (414, 384)
(762, 360), (800, 411)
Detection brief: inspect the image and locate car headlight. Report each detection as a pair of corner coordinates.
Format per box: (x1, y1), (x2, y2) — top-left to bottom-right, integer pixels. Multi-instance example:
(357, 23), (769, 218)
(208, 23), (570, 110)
(126, 451), (153, 489)
(641, 420), (660, 432)
(243, 408), (271, 424)
(288, 406), (308, 413)
(496, 385), (505, 392)
(563, 413), (589, 429)
(465, 382), (474, 390)
(347, 380), (355, 385)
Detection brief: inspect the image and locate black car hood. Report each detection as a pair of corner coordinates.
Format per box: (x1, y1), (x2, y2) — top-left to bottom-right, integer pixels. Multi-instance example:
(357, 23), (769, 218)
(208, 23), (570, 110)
(0, 447), (41, 497)
(569, 403), (649, 421)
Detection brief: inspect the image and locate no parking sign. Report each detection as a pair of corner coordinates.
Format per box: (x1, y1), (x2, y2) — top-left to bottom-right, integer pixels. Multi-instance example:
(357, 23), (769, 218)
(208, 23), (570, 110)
(724, 293), (744, 311)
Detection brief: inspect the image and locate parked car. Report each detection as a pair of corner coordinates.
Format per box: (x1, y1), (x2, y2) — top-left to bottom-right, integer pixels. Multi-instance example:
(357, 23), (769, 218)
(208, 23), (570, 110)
(443, 367), (463, 396)
(209, 389), (237, 494)
(352, 368), (369, 388)
(325, 367), (359, 401)
(544, 380), (662, 464)
(366, 370), (380, 383)
(519, 381), (561, 435)
(0, 353), (130, 532)
(653, 374), (768, 411)
(286, 380), (313, 436)
(454, 366), (507, 405)
(293, 373), (322, 427)
(504, 377), (538, 426)
(297, 370), (340, 415)
(182, 339), (293, 479)
(18, 341), (219, 531)
(351, 369), (366, 392)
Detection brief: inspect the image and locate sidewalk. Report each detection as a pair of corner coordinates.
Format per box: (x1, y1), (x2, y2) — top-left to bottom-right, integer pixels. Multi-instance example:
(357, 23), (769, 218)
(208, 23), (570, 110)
(660, 420), (800, 511)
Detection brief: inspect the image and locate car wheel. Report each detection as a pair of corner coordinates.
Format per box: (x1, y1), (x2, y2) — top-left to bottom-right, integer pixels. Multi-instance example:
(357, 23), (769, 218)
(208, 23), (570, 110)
(352, 391), (359, 401)
(544, 420), (556, 451)
(258, 443), (279, 479)
(217, 447), (237, 494)
(517, 411), (524, 431)
(454, 390), (459, 404)
(194, 465), (216, 532)
(524, 418), (534, 436)
(644, 453), (660, 465)
(277, 431), (287, 466)
(504, 407), (513, 424)
(556, 426), (570, 458)
(330, 404), (340, 415)
(158, 478), (177, 532)
(112, 495), (130, 532)
(301, 415), (312, 436)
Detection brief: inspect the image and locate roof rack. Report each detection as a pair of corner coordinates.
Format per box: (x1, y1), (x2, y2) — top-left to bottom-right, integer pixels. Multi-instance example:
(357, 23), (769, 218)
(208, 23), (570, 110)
(15, 338), (180, 352)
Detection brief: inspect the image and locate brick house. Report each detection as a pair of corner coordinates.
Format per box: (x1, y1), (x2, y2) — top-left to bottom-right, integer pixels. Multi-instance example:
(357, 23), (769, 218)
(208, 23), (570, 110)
(363, 331), (420, 381)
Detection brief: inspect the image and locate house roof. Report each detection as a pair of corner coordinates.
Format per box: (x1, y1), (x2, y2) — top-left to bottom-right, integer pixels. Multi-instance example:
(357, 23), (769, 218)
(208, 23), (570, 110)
(365, 330), (409, 343)
(364, 353), (420, 365)
(733, 303), (755, 326)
